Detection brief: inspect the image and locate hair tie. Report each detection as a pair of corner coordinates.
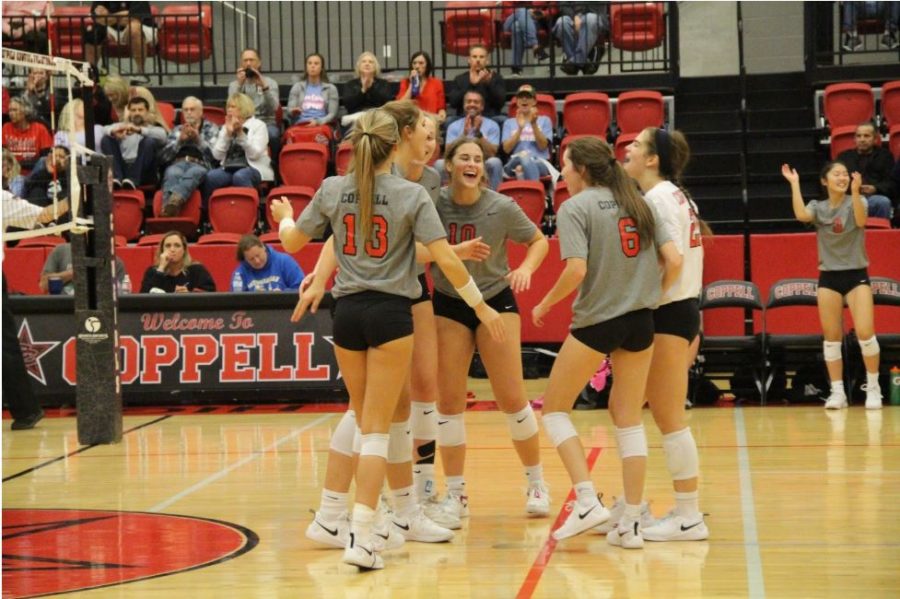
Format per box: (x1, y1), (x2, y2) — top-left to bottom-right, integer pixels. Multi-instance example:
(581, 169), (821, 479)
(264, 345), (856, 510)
(654, 128), (673, 179)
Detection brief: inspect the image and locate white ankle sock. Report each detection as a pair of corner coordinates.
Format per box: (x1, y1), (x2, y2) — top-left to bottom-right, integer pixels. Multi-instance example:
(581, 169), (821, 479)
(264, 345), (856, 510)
(866, 372), (880, 389)
(351, 503), (376, 538)
(447, 476), (466, 496)
(830, 381), (846, 396)
(392, 485), (417, 518)
(574, 481), (597, 506)
(319, 489), (348, 520)
(525, 464), (544, 486)
(674, 490), (700, 518)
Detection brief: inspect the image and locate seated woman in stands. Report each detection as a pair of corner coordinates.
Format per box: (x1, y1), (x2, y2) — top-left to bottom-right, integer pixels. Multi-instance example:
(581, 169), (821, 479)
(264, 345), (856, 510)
(55, 99), (106, 152)
(140, 230), (216, 293)
(287, 53), (340, 129)
(781, 162), (883, 410)
(202, 92), (274, 203)
(231, 234), (304, 292)
(103, 75), (129, 122)
(396, 51), (446, 123)
(341, 51), (393, 130)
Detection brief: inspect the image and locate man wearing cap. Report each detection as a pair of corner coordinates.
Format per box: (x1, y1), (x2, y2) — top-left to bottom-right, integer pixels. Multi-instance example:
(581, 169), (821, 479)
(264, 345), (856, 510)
(501, 84), (553, 181)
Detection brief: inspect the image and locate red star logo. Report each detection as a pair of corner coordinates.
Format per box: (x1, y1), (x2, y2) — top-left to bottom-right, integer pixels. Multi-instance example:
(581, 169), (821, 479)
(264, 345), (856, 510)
(17, 319), (59, 385)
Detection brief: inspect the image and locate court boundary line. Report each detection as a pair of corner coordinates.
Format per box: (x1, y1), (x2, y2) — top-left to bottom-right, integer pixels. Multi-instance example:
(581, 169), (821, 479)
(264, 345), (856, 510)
(2, 415), (172, 483)
(516, 446), (603, 599)
(734, 407), (766, 599)
(148, 414), (333, 513)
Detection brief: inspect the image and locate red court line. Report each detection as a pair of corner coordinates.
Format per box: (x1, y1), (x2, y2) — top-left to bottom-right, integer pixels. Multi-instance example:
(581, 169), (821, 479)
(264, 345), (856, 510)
(516, 446), (603, 599)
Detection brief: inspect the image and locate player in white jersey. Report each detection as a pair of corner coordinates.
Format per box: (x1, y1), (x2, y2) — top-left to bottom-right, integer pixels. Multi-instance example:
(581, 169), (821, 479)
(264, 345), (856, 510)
(273, 109), (504, 571)
(782, 161), (883, 409)
(623, 127), (709, 542)
(532, 137), (681, 548)
(424, 137), (551, 528)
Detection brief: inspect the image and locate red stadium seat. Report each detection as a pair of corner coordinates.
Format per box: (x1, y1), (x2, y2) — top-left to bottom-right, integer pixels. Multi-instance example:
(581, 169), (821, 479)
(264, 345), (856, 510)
(334, 142), (353, 176)
(509, 93), (558, 129)
(889, 124), (900, 160)
(2, 248), (49, 294)
(498, 180), (546, 227)
(208, 187), (260, 234)
(610, 2), (666, 51)
(136, 234), (165, 246)
(616, 90), (664, 134)
(280, 143), (329, 188)
(563, 92), (610, 136)
(15, 235), (65, 248)
(443, 1), (497, 57)
(882, 80), (900, 127)
(265, 185), (315, 231)
(112, 190), (145, 241)
(50, 6), (90, 60)
(823, 82), (874, 130)
(282, 124), (333, 146)
(866, 217), (891, 229)
(615, 132), (638, 162)
(552, 181), (570, 214)
(156, 101), (176, 129)
(144, 189), (202, 239)
(158, 3), (213, 64)
(114, 235), (127, 247)
(202, 105), (226, 126)
(197, 233), (242, 244)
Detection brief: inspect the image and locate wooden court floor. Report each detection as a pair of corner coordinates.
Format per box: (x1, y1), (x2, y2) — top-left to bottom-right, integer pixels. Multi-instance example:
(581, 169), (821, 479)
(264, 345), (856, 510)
(3, 379), (899, 598)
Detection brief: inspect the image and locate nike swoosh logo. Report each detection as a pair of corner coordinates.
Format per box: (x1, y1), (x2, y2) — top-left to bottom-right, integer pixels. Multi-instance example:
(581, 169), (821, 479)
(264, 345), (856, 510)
(487, 211), (499, 216)
(516, 416), (527, 423)
(578, 506), (596, 520)
(317, 521), (339, 536)
(438, 420), (449, 425)
(680, 521), (703, 531)
(398, 492), (411, 497)
(375, 532), (389, 540)
(393, 521), (411, 531)
(424, 410), (434, 415)
(350, 532), (374, 555)
(504, 305), (515, 310)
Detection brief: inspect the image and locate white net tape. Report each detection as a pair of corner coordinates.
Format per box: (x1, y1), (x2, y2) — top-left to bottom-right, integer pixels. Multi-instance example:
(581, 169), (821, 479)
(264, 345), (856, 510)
(2, 48), (96, 242)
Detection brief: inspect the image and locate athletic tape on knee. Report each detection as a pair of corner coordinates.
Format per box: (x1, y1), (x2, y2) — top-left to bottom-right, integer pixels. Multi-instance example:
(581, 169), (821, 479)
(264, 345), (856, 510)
(858, 335), (880, 357)
(505, 404), (539, 441)
(615, 424), (648, 459)
(328, 410), (357, 457)
(359, 433), (390, 459)
(823, 340), (842, 362)
(387, 421), (412, 464)
(436, 412), (466, 447)
(542, 411), (578, 447)
(410, 401), (438, 440)
(352, 427), (361, 454)
(662, 427), (699, 481)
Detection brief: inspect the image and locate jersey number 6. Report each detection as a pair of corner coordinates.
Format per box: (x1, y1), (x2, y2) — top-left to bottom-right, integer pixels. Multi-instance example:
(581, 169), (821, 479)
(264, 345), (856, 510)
(618, 217), (640, 257)
(342, 213), (389, 258)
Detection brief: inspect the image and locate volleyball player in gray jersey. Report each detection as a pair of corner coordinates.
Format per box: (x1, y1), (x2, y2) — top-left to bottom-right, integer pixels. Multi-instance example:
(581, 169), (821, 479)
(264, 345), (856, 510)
(273, 109), (504, 571)
(533, 137), (680, 548)
(424, 137), (551, 528)
(782, 161), (883, 409)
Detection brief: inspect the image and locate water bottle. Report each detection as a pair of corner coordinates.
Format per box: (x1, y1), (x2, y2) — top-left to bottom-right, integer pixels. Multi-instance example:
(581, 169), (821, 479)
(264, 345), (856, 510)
(890, 366), (900, 406)
(119, 274), (132, 295)
(231, 270), (243, 292)
(411, 73), (420, 99)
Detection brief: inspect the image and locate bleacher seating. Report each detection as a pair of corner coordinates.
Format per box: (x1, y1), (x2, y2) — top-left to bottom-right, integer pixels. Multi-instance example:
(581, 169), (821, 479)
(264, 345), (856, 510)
(497, 180), (546, 227)
(49, 6), (90, 61)
(145, 190), (202, 239)
(562, 92), (610, 136)
(442, 1), (497, 57)
(823, 82), (874, 130)
(265, 186), (315, 231)
(112, 190), (146, 241)
(616, 90), (665, 134)
(208, 187), (259, 235)
(610, 2), (665, 51)
(157, 101), (176, 129)
(158, 3), (213, 64)
(279, 143), (329, 189)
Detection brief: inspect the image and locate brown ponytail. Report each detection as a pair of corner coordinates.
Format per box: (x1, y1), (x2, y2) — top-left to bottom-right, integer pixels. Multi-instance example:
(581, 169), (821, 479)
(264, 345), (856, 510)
(347, 109), (399, 242)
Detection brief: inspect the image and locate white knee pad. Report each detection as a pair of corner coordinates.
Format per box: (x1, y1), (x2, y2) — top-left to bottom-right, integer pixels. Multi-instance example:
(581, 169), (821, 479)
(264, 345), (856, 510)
(410, 401), (437, 439)
(858, 336), (880, 357)
(662, 427), (699, 481)
(615, 424), (648, 460)
(542, 411), (578, 447)
(359, 433), (390, 459)
(436, 412), (466, 447)
(387, 420), (412, 464)
(823, 340), (842, 362)
(329, 410), (357, 457)
(352, 426), (361, 454)
(505, 404), (539, 441)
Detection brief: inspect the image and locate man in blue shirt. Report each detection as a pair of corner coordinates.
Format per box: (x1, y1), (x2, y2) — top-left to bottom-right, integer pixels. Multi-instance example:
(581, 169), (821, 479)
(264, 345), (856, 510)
(501, 84), (554, 181)
(436, 90), (504, 190)
(232, 234), (304, 291)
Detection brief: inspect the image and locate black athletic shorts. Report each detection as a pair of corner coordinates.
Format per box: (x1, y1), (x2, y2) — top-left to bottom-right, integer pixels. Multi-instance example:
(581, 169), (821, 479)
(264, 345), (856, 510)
(818, 268), (870, 297)
(332, 291), (413, 350)
(432, 286), (518, 332)
(412, 273), (432, 305)
(571, 308), (655, 354)
(653, 298), (700, 341)
(82, 2), (156, 44)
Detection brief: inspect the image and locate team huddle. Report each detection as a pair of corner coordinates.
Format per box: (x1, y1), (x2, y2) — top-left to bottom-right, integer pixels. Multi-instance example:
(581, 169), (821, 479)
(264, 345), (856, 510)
(269, 99), (883, 571)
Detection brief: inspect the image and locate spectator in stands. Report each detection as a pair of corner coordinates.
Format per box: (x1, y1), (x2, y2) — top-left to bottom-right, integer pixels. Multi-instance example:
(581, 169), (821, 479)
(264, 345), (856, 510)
(503, 6), (550, 76)
(552, 2), (609, 74)
(157, 96), (219, 217)
(501, 84), (553, 181)
(3, 148), (28, 198)
(128, 86), (170, 132)
(203, 92), (274, 202)
(83, 1), (157, 84)
(447, 44), (506, 125)
(103, 75), (129, 121)
(841, 1), (899, 51)
(435, 90), (503, 190)
(835, 122), (896, 219)
(20, 68), (52, 127)
(100, 96), (166, 189)
(140, 230), (216, 293)
(2, 2), (50, 55)
(2, 97), (53, 170)
(82, 64), (114, 126)
(288, 53), (340, 129)
(40, 241), (126, 295)
(22, 145), (70, 208)
(892, 159), (900, 225)
(231, 234), (304, 292)
(342, 51), (394, 129)
(397, 51), (446, 123)
(229, 48), (281, 159)
(55, 98), (106, 152)
(781, 162), (884, 409)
